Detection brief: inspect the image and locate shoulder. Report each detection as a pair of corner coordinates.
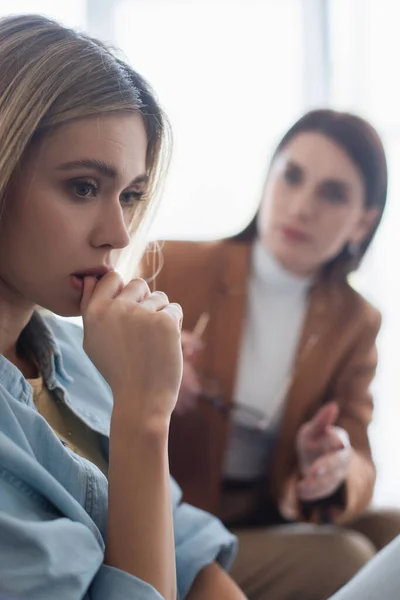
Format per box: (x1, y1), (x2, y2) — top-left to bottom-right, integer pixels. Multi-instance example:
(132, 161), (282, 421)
(145, 239), (226, 274)
(142, 238), (250, 287)
(340, 283), (382, 333)
(317, 279), (382, 344)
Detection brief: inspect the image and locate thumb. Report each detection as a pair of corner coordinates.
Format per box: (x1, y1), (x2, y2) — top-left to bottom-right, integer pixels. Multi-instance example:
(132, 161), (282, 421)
(307, 402), (339, 438)
(80, 276), (97, 317)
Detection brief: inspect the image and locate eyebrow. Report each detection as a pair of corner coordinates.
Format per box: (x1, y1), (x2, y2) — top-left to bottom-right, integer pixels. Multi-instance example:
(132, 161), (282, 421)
(286, 159), (352, 189)
(286, 159), (302, 170)
(56, 159), (148, 186)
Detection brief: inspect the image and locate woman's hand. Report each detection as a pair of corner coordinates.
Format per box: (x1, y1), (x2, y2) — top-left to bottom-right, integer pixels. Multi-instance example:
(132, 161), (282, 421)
(80, 272), (183, 423)
(296, 402), (352, 501)
(174, 330), (204, 414)
(181, 330), (204, 360)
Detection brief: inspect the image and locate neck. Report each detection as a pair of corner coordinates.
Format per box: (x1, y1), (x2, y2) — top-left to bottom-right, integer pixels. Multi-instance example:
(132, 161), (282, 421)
(254, 239), (316, 282)
(0, 277), (36, 373)
(256, 238), (318, 279)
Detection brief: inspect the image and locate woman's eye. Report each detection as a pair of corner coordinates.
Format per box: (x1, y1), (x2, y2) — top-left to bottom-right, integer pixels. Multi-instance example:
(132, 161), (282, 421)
(120, 190), (144, 206)
(320, 183), (348, 204)
(283, 167), (302, 185)
(70, 180), (98, 198)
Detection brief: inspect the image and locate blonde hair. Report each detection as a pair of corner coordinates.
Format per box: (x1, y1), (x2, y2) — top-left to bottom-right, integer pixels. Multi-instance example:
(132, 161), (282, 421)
(0, 14), (171, 273)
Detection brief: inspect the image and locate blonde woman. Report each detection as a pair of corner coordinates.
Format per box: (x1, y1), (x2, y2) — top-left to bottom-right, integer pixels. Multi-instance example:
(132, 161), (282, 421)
(0, 14), (244, 600)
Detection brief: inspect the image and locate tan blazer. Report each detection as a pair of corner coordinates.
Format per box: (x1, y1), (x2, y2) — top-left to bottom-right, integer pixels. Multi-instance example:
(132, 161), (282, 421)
(141, 239), (381, 525)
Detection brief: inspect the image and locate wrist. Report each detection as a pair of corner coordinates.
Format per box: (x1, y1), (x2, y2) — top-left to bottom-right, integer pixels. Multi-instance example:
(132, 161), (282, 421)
(111, 404), (170, 438)
(111, 388), (174, 429)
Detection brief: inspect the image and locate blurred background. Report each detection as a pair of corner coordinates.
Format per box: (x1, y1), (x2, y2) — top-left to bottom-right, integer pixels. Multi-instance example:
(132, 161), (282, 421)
(7, 0), (400, 507)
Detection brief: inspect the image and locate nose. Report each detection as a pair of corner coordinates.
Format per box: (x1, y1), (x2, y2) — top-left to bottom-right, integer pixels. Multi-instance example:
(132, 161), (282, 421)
(287, 188), (317, 220)
(90, 199), (131, 250)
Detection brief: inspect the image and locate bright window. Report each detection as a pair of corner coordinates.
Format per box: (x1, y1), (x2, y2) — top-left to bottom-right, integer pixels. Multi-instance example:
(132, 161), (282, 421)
(329, 0), (400, 505)
(0, 1), (86, 28)
(115, 0), (305, 240)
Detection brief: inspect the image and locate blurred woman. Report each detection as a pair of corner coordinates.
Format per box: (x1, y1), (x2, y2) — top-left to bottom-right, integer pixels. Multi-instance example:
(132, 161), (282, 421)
(143, 109), (400, 599)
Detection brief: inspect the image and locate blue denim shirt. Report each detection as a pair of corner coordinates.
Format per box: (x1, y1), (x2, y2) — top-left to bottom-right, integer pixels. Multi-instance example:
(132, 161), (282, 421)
(0, 312), (237, 600)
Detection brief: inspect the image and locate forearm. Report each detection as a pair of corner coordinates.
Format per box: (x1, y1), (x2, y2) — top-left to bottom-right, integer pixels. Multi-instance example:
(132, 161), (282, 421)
(187, 562), (246, 600)
(105, 406), (176, 600)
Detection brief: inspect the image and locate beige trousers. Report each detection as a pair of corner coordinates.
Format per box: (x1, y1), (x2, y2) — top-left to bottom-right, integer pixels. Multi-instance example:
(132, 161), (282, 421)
(229, 510), (400, 600)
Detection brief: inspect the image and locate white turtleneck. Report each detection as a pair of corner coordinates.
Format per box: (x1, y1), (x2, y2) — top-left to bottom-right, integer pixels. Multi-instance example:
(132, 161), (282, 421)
(223, 240), (312, 481)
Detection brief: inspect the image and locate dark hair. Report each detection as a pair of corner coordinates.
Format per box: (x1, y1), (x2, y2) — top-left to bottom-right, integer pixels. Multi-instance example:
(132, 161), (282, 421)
(232, 109), (388, 279)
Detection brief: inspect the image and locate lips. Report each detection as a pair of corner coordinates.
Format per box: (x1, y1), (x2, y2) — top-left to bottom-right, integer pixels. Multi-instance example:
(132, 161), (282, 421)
(280, 226), (311, 243)
(69, 266), (113, 292)
(72, 266), (112, 278)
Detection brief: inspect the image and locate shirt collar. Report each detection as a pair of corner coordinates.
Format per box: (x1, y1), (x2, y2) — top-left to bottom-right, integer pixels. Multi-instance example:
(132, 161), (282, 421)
(1, 310), (73, 403)
(252, 239), (313, 294)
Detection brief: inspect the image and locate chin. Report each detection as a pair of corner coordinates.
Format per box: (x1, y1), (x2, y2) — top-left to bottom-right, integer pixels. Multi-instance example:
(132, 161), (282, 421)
(274, 247), (310, 276)
(37, 297), (82, 319)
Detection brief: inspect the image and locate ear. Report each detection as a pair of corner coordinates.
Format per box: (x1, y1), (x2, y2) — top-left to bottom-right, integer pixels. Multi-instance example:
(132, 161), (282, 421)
(349, 207), (381, 245)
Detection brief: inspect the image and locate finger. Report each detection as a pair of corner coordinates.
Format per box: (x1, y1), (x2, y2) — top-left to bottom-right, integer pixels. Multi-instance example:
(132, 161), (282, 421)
(140, 291), (170, 313)
(181, 330), (204, 351)
(298, 477), (337, 501)
(82, 271), (125, 313)
(298, 466), (345, 501)
(298, 454), (346, 500)
(80, 276), (98, 315)
(182, 346), (203, 361)
(306, 402), (340, 439)
(304, 428), (345, 457)
(162, 302), (183, 329)
(306, 450), (350, 480)
(117, 277), (151, 303)
(328, 425), (350, 448)
(324, 426), (348, 452)
(181, 330), (200, 343)
(181, 330), (204, 359)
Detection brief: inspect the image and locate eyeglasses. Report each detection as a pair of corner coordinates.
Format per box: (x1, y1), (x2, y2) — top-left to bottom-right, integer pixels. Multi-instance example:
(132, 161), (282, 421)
(197, 372), (271, 432)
